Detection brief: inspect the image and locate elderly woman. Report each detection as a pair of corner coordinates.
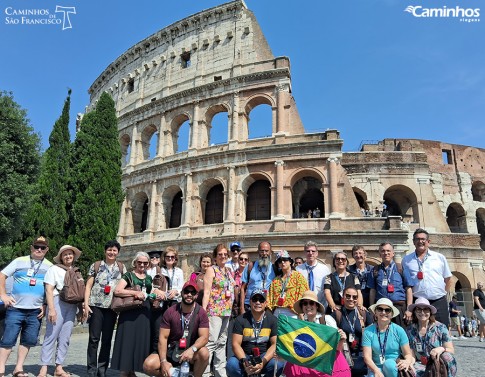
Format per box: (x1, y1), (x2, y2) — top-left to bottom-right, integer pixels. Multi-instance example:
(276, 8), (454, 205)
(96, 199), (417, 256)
(189, 253), (212, 305)
(325, 252), (362, 312)
(161, 246), (184, 307)
(267, 250), (308, 318)
(37, 245), (82, 377)
(202, 244), (235, 377)
(284, 290), (351, 377)
(332, 287), (373, 377)
(406, 298), (457, 377)
(362, 298), (414, 377)
(111, 252), (154, 377)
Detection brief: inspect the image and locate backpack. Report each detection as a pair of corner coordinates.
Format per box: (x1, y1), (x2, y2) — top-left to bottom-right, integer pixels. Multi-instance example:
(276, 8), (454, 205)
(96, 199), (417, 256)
(423, 353), (448, 377)
(56, 264), (85, 304)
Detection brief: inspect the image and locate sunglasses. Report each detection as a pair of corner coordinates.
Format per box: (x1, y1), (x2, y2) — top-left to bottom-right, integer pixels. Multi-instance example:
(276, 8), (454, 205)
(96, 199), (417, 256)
(183, 289), (197, 295)
(279, 258), (291, 262)
(33, 245), (47, 251)
(415, 307), (431, 313)
(136, 261), (149, 266)
(376, 307), (392, 314)
(301, 300), (316, 306)
(251, 296), (266, 303)
(345, 294), (358, 300)
(239, 257), (249, 262)
(232, 249), (241, 253)
(165, 255), (176, 260)
(150, 256), (160, 259)
(335, 257), (347, 262)
(218, 253), (228, 257)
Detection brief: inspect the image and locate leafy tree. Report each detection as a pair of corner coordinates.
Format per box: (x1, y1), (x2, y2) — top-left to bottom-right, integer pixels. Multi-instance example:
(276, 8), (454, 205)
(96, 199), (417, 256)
(69, 92), (123, 273)
(0, 91), (41, 248)
(20, 90), (72, 259)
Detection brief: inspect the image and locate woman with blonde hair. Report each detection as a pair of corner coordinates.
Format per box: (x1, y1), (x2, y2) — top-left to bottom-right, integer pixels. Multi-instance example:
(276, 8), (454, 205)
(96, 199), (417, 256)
(161, 246), (184, 307)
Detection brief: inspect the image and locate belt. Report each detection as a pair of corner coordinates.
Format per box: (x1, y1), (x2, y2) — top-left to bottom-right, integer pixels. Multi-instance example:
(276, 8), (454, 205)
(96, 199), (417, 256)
(392, 301), (405, 305)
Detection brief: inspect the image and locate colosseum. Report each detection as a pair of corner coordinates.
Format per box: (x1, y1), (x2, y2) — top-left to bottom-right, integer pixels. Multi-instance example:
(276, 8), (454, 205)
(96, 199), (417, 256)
(86, 0), (485, 314)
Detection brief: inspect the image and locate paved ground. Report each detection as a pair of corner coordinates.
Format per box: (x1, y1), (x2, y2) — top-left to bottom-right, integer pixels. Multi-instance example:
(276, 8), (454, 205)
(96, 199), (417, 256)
(2, 329), (482, 376)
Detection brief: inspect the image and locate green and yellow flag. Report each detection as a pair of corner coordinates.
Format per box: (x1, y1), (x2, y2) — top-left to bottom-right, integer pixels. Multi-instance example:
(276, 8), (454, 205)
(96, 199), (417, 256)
(276, 315), (340, 375)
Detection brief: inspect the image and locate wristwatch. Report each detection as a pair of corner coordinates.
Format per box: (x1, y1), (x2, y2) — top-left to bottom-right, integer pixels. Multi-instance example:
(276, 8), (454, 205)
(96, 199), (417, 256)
(192, 345), (198, 352)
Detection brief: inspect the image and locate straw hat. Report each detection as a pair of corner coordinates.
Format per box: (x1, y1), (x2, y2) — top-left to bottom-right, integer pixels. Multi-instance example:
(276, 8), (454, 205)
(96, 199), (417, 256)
(369, 298), (400, 318)
(293, 290), (325, 314)
(53, 245), (81, 264)
(407, 297), (437, 314)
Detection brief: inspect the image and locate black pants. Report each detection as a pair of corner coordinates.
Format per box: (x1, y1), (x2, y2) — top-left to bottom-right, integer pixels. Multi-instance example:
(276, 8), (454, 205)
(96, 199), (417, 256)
(428, 295), (450, 328)
(150, 307), (166, 353)
(87, 306), (118, 377)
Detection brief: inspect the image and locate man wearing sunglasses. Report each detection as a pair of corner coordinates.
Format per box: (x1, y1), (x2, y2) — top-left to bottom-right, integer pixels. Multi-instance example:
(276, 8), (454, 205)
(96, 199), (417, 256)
(0, 236), (53, 377)
(144, 282), (209, 377)
(226, 242), (242, 273)
(227, 289), (284, 377)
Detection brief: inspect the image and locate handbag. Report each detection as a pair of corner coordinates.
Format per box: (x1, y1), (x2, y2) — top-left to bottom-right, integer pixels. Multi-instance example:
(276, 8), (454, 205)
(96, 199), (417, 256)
(110, 272), (144, 313)
(396, 358), (416, 377)
(151, 273), (168, 310)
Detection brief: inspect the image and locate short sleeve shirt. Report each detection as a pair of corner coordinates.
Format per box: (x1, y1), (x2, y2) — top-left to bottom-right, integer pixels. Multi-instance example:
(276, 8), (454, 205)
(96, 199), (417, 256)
(232, 310), (278, 355)
(362, 323), (409, 368)
(473, 289), (485, 309)
(122, 272), (152, 292)
(44, 265), (68, 297)
(87, 260), (127, 308)
(160, 303), (209, 346)
(324, 272), (361, 305)
(449, 301), (458, 317)
(242, 261), (275, 305)
(367, 262), (407, 302)
(1, 256), (52, 309)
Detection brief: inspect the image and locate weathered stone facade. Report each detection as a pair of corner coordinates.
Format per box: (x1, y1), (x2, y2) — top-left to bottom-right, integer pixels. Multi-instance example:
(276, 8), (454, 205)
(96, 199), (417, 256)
(87, 1), (485, 315)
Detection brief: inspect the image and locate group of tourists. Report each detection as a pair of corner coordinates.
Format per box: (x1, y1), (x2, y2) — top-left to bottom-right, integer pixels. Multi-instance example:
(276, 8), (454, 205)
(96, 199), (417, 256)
(0, 228), (481, 377)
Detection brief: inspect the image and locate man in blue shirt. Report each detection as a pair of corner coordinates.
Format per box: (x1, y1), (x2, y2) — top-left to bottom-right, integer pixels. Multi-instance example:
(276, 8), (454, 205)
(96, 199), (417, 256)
(368, 242), (410, 328)
(239, 242), (275, 313)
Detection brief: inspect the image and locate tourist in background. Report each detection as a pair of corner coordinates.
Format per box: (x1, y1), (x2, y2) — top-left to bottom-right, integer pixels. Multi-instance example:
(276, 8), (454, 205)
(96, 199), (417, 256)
(294, 257), (304, 266)
(473, 281), (485, 342)
(448, 295), (463, 339)
(225, 242), (242, 273)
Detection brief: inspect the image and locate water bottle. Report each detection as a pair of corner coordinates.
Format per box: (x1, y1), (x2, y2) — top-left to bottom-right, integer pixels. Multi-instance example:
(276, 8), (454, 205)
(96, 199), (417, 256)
(179, 361), (190, 377)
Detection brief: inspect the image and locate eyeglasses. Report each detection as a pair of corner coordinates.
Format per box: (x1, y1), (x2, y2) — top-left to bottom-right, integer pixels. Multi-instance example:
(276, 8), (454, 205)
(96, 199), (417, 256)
(375, 307), (392, 314)
(33, 245), (47, 251)
(335, 257), (347, 262)
(239, 257), (249, 262)
(251, 296), (266, 303)
(301, 300), (316, 306)
(183, 289), (197, 296)
(413, 238), (428, 242)
(306, 250), (317, 254)
(218, 253), (228, 257)
(345, 294), (358, 300)
(415, 307), (431, 313)
(136, 261), (149, 266)
(165, 256), (176, 260)
(150, 256), (159, 259)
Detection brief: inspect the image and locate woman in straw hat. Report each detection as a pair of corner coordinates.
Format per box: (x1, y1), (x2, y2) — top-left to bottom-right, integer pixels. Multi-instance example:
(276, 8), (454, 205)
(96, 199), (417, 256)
(406, 297), (457, 377)
(362, 298), (414, 377)
(283, 290), (351, 377)
(37, 245), (82, 377)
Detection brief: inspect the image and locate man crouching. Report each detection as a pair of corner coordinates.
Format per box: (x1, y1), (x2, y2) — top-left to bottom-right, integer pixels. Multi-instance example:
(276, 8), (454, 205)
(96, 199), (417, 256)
(144, 281), (209, 377)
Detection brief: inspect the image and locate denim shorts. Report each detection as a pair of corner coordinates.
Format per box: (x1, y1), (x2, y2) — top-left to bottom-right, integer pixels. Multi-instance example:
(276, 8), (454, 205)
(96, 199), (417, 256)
(0, 307), (42, 347)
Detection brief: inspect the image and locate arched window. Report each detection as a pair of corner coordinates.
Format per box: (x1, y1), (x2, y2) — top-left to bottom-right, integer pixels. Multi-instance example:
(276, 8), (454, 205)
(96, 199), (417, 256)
(169, 191), (183, 228)
(132, 192), (149, 233)
(205, 184), (224, 224)
(248, 104), (272, 139)
(292, 177), (324, 218)
(383, 185), (419, 223)
(176, 120), (190, 153)
(246, 180), (271, 220)
(476, 208), (485, 250)
(446, 203), (467, 233)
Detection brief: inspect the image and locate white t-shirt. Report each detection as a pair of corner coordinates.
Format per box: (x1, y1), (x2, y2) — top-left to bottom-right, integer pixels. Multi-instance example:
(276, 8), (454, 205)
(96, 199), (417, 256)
(44, 265), (68, 297)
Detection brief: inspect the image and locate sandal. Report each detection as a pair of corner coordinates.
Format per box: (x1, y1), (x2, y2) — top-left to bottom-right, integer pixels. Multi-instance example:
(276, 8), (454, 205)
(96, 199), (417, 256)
(54, 372), (72, 377)
(13, 372), (29, 377)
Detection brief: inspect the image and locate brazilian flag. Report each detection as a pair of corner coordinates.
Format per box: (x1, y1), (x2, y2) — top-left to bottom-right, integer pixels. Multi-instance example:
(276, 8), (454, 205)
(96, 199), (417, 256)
(276, 315), (340, 375)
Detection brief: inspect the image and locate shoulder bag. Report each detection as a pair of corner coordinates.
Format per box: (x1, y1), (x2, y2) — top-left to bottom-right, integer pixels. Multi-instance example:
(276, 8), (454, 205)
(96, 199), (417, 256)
(110, 272), (144, 313)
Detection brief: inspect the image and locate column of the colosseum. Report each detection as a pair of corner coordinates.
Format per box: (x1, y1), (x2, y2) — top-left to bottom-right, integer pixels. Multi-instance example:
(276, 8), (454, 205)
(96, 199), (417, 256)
(117, 198), (128, 239)
(224, 166), (236, 234)
(182, 173), (193, 226)
(276, 86), (285, 134)
(230, 92), (239, 144)
(158, 114), (171, 157)
(190, 102), (200, 150)
(327, 158), (340, 216)
(147, 181), (158, 232)
(129, 126), (139, 166)
(275, 160), (285, 216)
(123, 197), (134, 235)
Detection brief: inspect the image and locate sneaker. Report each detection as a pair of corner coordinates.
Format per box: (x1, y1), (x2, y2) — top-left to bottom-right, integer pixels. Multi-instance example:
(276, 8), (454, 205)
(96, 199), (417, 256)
(459, 336), (466, 339)
(450, 336), (458, 339)
(480, 338), (484, 342)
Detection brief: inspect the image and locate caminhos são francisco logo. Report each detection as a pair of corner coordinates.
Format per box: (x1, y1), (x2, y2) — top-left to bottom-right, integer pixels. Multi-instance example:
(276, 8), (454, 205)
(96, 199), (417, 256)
(4, 5), (76, 30)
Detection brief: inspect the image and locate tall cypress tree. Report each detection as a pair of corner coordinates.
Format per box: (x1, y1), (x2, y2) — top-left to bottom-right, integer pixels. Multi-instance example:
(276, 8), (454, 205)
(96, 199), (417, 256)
(22, 90), (72, 259)
(0, 91), (41, 261)
(69, 92), (123, 273)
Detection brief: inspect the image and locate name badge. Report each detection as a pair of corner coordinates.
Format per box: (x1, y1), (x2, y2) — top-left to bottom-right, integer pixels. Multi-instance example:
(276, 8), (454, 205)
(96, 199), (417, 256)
(379, 355), (385, 364)
(416, 342), (423, 353)
(382, 278), (388, 287)
(348, 334), (355, 342)
(26, 269), (34, 277)
(142, 286), (147, 294)
(29, 278), (37, 286)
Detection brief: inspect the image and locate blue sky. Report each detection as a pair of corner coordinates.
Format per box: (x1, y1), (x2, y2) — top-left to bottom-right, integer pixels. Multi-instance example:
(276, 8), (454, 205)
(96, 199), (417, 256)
(1, 0), (484, 152)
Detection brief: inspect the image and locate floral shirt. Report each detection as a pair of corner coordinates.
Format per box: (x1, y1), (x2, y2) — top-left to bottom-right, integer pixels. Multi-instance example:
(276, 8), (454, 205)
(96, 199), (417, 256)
(207, 265), (235, 317)
(87, 260), (126, 308)
(406, 322), (457, 377)
(267, 271), (309, 313)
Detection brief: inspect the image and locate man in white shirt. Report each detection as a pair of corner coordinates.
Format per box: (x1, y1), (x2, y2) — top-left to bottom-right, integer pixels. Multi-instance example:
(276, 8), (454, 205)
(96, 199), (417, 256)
(225, 242), (241, 273)
(295, 241), (331, 307)
(402, 228), (452, 326)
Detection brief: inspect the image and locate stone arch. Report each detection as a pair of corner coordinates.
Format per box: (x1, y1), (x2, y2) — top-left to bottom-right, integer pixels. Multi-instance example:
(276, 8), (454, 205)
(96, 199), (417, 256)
(383, 185), (419, 223)
(140, 123), (158, 160)
(162, 185), (183, 229)
(451, 271), (473, 316)
(446, 203), (468, 233)
(472, 180), (485, 202)
(170, 113), (191, 153)
(205, 103), (230, 146)
(199, 178), (226, 225)
(246, 179), (271, 221)
(476, 208), (485, 250)
(132, 191), (149, 233)
(353, 187), (369, 211)
(243, 94), (275, 138)
(289, 169), (325, 219)
(120, 133), (131, 167)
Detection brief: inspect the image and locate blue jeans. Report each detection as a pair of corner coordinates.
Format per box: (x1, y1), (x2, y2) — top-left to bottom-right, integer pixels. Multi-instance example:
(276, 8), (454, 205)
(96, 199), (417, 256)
(226, 354), (285, 377)
(0, 307), (42, 348)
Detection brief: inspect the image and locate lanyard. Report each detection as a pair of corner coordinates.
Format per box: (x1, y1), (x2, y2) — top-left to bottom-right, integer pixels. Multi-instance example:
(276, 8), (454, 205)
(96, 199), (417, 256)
(164, 267), (176, 290)
(104, 262), (116, 283)
(417, 324), (431, 355)
(377, 326), (390, 360)
(251, 313), (265, 341)
(257, 264), (267, 289)
(280, 272), (292, 296)
(180, 306), (195, 333)
(414, 252), (428, 272)
(30, 257), (43, 277)
(334, 272), (348, 292)
(343, 307), (357, 334)
(382, 263), (394, 281)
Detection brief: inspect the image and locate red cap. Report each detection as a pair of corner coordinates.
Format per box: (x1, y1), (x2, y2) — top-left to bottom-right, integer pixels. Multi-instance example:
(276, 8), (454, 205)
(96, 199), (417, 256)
(182, 281), (199, 293)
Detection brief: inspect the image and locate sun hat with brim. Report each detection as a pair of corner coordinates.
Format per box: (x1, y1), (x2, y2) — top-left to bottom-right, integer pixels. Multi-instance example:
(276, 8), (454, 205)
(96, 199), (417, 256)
(275, 250), (293, 264)
(54, 245), (81, 264)
(369, 298), (400, 318)
(407, 297), (437, 315)
(293, 290), (325, 314)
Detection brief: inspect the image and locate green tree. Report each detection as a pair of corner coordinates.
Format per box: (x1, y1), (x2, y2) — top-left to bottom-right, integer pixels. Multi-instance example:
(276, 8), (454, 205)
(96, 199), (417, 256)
(69, 92), (123, 273)
(0, 91), (41, 249)
(21, 90), (72, 259)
